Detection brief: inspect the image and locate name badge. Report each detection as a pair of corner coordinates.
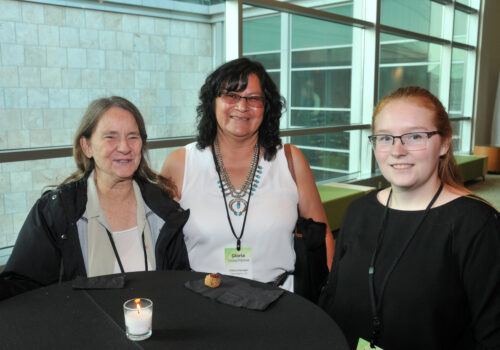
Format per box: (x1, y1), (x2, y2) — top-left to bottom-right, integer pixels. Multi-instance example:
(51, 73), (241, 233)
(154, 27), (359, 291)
(356, 338), (384, 350)
(224, 247), (252, 279)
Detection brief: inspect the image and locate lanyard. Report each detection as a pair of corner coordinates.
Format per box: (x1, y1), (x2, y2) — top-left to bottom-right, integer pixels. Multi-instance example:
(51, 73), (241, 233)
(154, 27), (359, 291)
(105, 228), (148, 274)
(368, 183), (443, 348)
(211, 143), (260, 251)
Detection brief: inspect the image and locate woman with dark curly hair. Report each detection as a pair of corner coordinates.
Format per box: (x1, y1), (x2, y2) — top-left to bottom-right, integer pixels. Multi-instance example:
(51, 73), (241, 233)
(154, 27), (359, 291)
(161, 58), (333, 291)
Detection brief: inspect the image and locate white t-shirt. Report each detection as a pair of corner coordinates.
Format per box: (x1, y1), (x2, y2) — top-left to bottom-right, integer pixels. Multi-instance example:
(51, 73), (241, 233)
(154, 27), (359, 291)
(111, 226), (152, 273)
(180, 143), (298, 290)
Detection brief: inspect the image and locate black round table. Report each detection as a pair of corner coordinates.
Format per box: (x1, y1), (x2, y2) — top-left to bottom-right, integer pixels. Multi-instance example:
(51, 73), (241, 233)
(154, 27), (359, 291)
(0, 271), (348, 349)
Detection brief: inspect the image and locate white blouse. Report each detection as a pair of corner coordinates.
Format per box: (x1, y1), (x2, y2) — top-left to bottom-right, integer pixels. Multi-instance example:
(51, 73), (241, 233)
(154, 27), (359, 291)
(180, 142), (298, 290)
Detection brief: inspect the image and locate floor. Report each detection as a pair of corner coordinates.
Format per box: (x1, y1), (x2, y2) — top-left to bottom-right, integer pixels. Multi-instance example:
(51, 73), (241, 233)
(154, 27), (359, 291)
(466, 173), (500, 210)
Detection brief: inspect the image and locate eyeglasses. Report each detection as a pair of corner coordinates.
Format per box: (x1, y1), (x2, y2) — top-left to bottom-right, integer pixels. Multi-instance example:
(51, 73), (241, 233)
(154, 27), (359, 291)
(219, 92), (265, 109)
(368, 131), (440, 151)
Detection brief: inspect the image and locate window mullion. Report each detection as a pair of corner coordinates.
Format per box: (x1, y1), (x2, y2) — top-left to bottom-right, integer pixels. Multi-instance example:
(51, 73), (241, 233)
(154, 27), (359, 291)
(225, 0), (243, 60)
(360, 0), (381, 175)
(439, 1), (454, 111)
(280, 12), (291, 131)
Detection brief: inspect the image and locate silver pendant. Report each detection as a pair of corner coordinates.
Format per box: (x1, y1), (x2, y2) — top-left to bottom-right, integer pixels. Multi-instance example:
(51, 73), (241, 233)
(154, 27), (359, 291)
(228, 198), (247, 216)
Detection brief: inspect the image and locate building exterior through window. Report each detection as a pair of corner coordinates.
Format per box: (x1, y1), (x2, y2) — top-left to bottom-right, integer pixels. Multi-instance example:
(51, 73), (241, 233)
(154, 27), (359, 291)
(0, 0), (483, 261)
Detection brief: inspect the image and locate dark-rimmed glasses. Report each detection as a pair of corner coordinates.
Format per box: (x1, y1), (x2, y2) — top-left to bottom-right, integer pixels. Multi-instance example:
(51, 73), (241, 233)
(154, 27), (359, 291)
(218, 92), (265, 109)
(368, 131), (440, 151)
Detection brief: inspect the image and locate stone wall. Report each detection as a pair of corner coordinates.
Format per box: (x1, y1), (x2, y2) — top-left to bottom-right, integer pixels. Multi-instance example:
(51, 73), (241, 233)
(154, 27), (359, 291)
(0, 0), (213, 247)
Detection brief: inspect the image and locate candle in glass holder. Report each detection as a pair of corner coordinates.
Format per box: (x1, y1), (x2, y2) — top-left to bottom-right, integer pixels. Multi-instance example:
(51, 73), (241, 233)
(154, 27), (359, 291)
(123, 298), (153, 341)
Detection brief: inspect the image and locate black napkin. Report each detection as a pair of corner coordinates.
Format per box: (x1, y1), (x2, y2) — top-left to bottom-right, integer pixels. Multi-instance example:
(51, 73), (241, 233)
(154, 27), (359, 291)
(185, 275), (284, 311)
(72, 275), (125, 290)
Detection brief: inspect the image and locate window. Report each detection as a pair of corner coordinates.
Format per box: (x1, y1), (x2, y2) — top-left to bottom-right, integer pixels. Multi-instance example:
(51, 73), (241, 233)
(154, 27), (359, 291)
(380, 0), (444, 38)
(378, 33), (442, 98)
(0, 0), (217, 261)
(0, 0), (483, 258)
(241, 0), (479, 180)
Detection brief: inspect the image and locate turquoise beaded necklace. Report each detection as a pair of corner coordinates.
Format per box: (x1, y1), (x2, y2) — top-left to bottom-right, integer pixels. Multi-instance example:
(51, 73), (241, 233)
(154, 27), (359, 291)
(212, 139), (262, 250)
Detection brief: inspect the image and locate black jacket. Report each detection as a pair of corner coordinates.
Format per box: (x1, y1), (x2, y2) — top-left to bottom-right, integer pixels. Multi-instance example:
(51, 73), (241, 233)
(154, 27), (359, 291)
(0, 176), (190, 300)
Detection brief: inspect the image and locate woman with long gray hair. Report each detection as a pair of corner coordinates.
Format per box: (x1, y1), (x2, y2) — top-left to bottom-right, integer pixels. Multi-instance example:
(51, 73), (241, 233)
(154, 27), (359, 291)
(0, 96), (190, 300)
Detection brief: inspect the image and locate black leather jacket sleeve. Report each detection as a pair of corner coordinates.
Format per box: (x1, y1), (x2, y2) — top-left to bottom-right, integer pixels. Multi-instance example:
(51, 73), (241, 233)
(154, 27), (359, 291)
(0, 193), (66, 300)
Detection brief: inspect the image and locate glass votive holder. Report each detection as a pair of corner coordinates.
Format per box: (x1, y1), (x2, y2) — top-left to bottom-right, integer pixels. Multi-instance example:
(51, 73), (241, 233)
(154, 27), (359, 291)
(123, 298), (153, 341)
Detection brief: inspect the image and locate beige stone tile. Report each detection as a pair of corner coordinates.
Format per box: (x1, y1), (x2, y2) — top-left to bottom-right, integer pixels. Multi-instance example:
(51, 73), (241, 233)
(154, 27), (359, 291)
(2, 43), (24, 66)
(85, 9), (103, 29)
(197, 23), (211, 40)
(170, 21), (185, 36)
(122, 14), (139, 33)
(99, 30), (116, 50)
(0, 0), (20, 21)
(123, 51), (140, 70)
(44, 5), (65, 26)
(81, 68), (100, 88)
(150, 71), (166, 89)
(0, 130), (6, 149)
(60, 26), (79, 48)
(79, 28), (99, 49)
(15, 22), (38, 45)
(0, 214), (13, 240)
(86, 49), (105, 69)
(155, 18), (170, 35)
(0, 21), (15, 43)
(155, 53), (170, 71)
(105, 50), (123, 70)
(47, 47), (67, 68)
(69, 89), (88, 108)
(68, 48), (87, 68)
(27, 88), (49, 108)
(0, 173), (10, 194)
(116, 31), (133, 51)
(4, 88), (27, 108)
(21, 109), (43, 129)
(65, 8), (85, 27)
(19, 67), (40, 87)
(181, 37), (195, 55)
(29, 129), (51, 147)
(61, 68), (81, 88)
(25, 45), (46, 66)
(140, 52), (155, 70)
(1, 109), (22, 129)
(10, 171), (32, 193)
(22, 2), (44, 24)
(38, 24), (59, 46)
(49, 88), (69, 108)
(41, 67), (62, 88)
(0, 66), (19, 87)
(104, 12), (122, 31)
(133, 34), (150, 52)
(139, 17), (155, 34)
(4, 192), (26, 215)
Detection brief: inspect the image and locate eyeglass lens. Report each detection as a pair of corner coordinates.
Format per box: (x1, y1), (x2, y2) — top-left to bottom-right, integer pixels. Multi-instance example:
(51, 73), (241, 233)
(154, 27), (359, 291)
(370, 132), (433, 151)
(220, 92), (264, 108)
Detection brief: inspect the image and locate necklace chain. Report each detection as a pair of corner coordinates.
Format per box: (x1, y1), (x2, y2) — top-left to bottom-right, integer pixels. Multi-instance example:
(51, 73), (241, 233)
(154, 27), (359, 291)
(214, 138), (261, 215)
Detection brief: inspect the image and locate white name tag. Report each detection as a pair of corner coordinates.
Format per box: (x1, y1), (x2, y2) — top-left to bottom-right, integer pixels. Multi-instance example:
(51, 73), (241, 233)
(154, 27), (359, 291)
(224, 247), (252, 279)
(356, 338), (384, 350)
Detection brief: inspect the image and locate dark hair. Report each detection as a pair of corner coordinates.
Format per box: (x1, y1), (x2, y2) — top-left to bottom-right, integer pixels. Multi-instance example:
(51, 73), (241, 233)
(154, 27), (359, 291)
(195, 57), (285, 161)
(60, 96), (176, 197)
(373, 86), (466, 192)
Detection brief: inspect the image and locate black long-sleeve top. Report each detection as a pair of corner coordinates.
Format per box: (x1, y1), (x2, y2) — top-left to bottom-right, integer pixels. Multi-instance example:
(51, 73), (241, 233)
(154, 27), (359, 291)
(320, 190), (500, 350)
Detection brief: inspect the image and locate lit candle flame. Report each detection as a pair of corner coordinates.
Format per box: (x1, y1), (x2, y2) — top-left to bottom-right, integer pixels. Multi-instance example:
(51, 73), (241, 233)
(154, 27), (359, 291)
(135, 298), (141, 313)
